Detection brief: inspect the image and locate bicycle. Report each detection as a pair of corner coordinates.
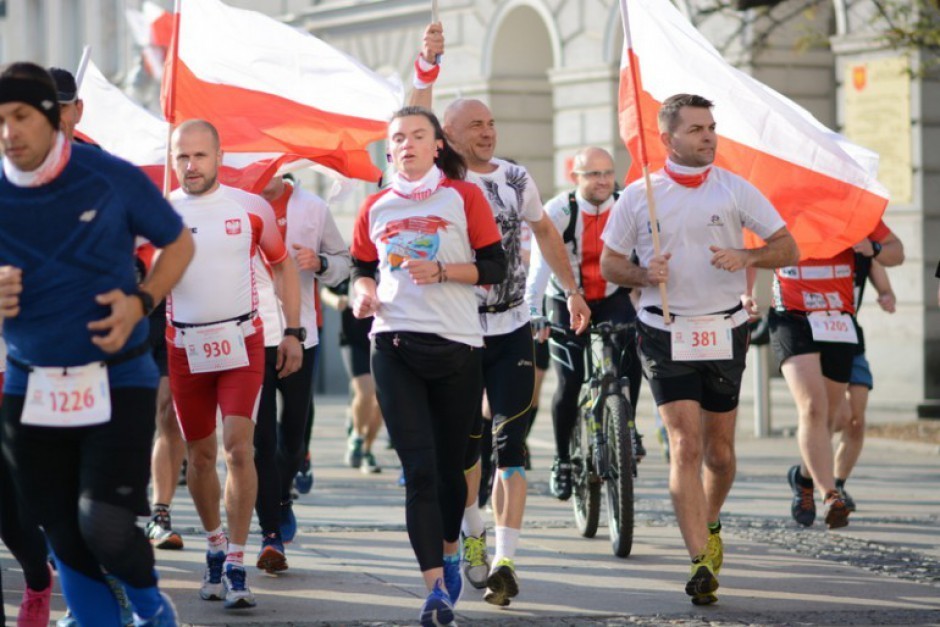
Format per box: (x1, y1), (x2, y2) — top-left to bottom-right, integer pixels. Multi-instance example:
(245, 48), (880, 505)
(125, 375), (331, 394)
(549, 320), (640, 558)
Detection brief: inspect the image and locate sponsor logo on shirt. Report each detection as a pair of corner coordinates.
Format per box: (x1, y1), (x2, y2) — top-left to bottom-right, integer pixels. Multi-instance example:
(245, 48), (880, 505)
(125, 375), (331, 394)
(646, 220), (661, 235)
(801, 265), (834, 280)
(277, 217), (287, 228)
(779, 266), (799, 279)
(79, 209), (97, 222)
(802, 292), (827, 309)
(707, 214), (724, 227)
(825, 292), (843, 309)
(225, 219), (242, 235)
(834, 265), (852, 278)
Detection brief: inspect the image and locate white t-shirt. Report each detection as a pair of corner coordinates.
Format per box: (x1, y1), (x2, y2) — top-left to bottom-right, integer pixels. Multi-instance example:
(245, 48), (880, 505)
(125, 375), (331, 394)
(465, 158), (544, 336)
(602, 164), (785, 326)
(167, 185), (287, 343)
(351, 177), (502, 347)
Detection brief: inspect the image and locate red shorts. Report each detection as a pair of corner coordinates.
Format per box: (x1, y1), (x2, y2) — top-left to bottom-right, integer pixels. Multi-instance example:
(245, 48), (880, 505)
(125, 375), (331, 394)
(167, 330), (264, 442)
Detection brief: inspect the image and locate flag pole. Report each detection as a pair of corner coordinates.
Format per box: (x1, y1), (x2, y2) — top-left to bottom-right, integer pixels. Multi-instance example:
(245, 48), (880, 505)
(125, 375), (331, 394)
(620, 0), (670, 322)
(162, 0), (182, 199)
(431, 0), (442, 64)
(74, 46), (92, 91)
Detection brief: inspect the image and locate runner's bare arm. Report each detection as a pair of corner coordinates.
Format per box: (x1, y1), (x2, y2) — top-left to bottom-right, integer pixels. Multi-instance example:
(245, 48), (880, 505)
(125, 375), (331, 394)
(710, 226), (798, 272)
(407, 22), (443, 108)
(0, 266), (23, 318)
(601, 245), (670, 288)
(529, 212), (590, 333)
(352, 277), (379, 319)
(868, 261), (896, 313)
(857, 232), (904, 267)
(272, 255), (303, 377)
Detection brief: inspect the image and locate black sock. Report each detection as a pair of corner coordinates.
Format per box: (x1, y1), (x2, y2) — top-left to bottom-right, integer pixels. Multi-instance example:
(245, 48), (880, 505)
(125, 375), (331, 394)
(795, 467), (814, 488)
(835, 478), (846, 489)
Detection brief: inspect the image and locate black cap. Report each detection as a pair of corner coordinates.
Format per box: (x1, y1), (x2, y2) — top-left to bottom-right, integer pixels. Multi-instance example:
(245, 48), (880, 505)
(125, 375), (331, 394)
(48, 67), (78, 103)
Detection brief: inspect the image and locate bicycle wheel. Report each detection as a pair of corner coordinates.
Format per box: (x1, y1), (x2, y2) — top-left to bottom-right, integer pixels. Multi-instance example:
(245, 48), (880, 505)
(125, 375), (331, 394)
(604, 393), (635, 557)
(570, 404), (600, 538)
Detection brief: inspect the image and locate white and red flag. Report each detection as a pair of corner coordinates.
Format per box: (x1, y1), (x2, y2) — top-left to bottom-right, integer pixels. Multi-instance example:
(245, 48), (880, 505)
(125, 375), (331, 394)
(77, 61), (294, 193)
(125, 1), (174, 79)
(162, 0), (403, 182)
(618, 0), (890, 260)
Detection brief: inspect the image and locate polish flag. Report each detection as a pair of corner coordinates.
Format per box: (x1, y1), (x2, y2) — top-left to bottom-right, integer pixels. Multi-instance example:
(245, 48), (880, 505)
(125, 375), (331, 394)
(76, 61), (296, 194)
(618, 0), (890, 260)
(162, 0), (403, 183)
(125, 1), (174, 79)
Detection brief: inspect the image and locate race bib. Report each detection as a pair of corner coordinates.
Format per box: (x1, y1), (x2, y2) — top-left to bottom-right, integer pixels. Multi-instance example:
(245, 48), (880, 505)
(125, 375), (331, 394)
(22, 363), (111, 427)
(671, 315), (733, 361)
(808, 312), (858, 344)
(182, 320), (249, 374)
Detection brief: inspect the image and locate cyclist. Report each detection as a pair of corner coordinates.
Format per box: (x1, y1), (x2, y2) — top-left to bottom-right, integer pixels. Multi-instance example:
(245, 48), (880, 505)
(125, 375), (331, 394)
(525, 146), (645, 501)
(601, 94), (798, 605)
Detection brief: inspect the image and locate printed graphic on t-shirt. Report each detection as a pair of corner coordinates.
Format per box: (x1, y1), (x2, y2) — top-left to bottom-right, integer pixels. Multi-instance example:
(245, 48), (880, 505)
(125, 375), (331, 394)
(479, 166), (529, 307)
(380, 215), (451, 270)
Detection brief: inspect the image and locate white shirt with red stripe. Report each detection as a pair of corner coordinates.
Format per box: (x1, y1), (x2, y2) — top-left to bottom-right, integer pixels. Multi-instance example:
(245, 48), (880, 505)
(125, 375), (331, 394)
(773, 221), (891, 315)
(526, 190), (617, 309)
(603, 163), (785, 323)
(465, 158), (544, 336)
(167, 184), (287, 345)
(351, 173), (502, 347)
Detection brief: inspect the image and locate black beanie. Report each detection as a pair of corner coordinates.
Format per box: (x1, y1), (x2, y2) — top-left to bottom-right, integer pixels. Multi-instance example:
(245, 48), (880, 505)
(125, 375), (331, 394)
(0, 63), (61, 131)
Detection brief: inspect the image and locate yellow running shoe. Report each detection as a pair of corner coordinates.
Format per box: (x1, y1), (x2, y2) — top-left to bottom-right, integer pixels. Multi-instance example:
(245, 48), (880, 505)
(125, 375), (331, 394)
(686, 556), (719, 606)
(706, 525), (723, 575)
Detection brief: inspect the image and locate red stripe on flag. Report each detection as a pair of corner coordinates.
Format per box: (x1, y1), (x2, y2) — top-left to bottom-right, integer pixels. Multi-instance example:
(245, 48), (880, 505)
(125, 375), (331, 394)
(169, 61), (384, 182)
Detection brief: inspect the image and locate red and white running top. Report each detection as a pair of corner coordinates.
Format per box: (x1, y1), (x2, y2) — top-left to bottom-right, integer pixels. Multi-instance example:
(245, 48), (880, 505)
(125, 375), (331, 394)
(167, 185), (287, 344)
(773, 220), (891, 315)
(351, 174), (502, 347)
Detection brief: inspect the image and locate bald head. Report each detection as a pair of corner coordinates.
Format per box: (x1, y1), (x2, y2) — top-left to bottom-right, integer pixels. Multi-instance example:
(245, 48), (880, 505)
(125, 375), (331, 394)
(171, 119), (222, 196)
(571, 146), (616, 207)
(442, 98), (497, 171)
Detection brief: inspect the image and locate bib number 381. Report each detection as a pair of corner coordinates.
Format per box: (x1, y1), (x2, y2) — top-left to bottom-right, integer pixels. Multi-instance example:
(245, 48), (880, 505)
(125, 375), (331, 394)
(671, 315), (733, 361)
(22, 363), (111, 428)
(183, 320), (249, 374)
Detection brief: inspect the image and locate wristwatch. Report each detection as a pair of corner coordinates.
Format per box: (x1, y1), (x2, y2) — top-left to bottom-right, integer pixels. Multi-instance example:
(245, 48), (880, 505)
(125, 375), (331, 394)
(133, 288), (156, 316)
(871, 241), (883, 258)
(284, 327), (307, 342)
(563, 287), (585, 299)
(317, 255), (330, 274)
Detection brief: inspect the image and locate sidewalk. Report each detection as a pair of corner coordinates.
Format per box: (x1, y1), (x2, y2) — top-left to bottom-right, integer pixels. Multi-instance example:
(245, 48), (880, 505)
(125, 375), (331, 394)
(2, 393), (938, 626)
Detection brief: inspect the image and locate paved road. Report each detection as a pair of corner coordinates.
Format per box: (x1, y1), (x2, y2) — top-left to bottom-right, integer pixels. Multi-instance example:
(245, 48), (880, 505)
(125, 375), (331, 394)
(2, 394), (938, 626)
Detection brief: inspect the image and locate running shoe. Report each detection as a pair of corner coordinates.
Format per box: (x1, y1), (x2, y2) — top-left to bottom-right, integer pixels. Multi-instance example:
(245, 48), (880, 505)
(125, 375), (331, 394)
(222, 564), (257, 609)
(132, 591), (178, 627)
(823, 490), (850, 529)
(18, 564), (52, 627)
(256, 533), (288, 573)
(443, 555), (463, 606)
(146, 509), (184, 550)
(549, 458), (572, 501)
(360, 451), (382, 474)
(280, 500), (297, 544)
(837, 485), (857, 512)
(706, 524), (723, 575)
(686, 556), (719, 606)
(483, 558), (520, 607)
(294, 452), (314, 495)
(419, 579), (455, 627)
(106, 574), (135, 627)
(56, 612), (78, 627)
(461, 531), (490, 590)
(345, 436), (364, 468)
(787, 464), (816, 527)
(200, 551), (226, 601)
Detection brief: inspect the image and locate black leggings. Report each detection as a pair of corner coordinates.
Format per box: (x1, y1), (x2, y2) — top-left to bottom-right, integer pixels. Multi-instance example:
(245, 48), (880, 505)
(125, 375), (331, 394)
(254, 344), (318, 534)
(371, 332), (482, 572)
(1, 387), (157, 588)
(550, 289), (640, 461)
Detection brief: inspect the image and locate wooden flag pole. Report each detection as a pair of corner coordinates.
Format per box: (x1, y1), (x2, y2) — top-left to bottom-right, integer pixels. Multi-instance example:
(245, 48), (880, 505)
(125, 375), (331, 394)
(162, 0), (182, 199)
(620, 0), (670, 322)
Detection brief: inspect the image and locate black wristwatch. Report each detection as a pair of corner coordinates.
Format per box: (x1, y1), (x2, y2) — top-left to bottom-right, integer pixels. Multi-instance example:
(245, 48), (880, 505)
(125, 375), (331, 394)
(317, 255), (329, 274)
(284, 327), (307, 342)
(871, 241), (883, 258)
(133, 288), (156, 316)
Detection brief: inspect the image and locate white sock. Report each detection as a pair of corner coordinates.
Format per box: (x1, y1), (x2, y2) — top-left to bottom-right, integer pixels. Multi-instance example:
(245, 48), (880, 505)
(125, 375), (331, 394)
(224, 543), (245, 567)
(206, 526), (227, 553)
(493, 526), (520, 563)
(461, 502), (485, 538)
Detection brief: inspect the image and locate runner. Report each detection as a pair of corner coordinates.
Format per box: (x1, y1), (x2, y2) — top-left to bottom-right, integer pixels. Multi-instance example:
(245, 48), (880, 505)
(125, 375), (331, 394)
(167, 119), (302, 610)
(526, 146), (646, 501)
(601, 93), (798, 604)
(771, 220), (902, 529)
(0, 61), (193, 626)
(410, 23), (590, 605)
(350, 106), (505, 626)
(253, 174), (350, 571)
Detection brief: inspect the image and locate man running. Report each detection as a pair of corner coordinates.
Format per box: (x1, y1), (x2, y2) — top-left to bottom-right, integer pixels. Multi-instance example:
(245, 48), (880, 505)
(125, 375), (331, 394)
(167, 120), (302, 610)
(0, 61), (193, 626)
(601, 94), (798, 605)
(410, 23), (590, 606)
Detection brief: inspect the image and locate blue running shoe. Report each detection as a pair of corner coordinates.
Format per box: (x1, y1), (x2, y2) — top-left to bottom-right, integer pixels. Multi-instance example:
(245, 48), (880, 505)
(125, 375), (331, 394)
(280, 500), (297, 544)
(222, 564), (256, 609)
(256, 533), (288, 573)
(294, 453), (314, 495)
(443, 555), (462, 606)
(419, 579), (455, 627)
(56, 612), (78, 627)
(199, 551), (226, 601)
(133, 592), (178, 626)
